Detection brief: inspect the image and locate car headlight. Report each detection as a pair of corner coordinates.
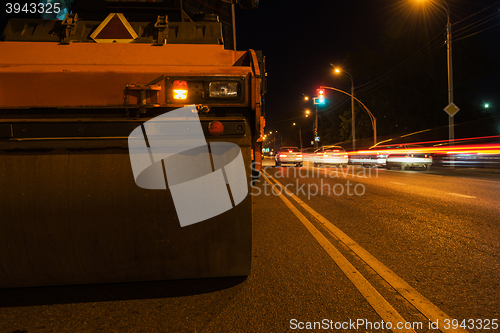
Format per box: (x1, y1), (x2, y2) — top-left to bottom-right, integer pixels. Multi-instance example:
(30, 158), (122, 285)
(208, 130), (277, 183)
(208, 82), (239, 98)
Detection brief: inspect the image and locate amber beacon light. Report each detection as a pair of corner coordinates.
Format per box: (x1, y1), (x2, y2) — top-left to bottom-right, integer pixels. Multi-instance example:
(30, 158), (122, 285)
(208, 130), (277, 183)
(172, 80), (188, 100)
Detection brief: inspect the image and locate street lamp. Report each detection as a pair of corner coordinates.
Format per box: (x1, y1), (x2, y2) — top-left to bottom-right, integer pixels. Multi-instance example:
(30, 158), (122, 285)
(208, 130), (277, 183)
(269, 130), (282, 151)
(293, 122), (303, 150)
(302, 94), (318, 148)
(417, 0), (455, 145)
(333, 67), (356, 150)
(267, 131), (278, 154)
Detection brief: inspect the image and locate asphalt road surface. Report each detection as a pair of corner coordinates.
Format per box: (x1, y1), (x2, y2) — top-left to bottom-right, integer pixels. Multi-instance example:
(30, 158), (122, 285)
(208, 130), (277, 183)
(1, 158), (499, 332)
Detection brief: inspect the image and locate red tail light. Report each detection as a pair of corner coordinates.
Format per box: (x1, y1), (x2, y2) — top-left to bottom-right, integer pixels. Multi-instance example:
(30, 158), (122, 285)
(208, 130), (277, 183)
(297, 154), (303, 158)
(280, 154), (287, 158)
(208, 121), (224, 136)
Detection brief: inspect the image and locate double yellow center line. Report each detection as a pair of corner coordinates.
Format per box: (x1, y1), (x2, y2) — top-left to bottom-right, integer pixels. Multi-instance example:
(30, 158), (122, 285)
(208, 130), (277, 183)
(261, 170), (467, 333)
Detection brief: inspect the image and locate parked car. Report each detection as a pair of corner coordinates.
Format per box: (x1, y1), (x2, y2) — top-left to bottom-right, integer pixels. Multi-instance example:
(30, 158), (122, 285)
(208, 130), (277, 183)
(312, 146), (348, 167)
(275, 147), (303, 167)
(386, 153), (433, 170)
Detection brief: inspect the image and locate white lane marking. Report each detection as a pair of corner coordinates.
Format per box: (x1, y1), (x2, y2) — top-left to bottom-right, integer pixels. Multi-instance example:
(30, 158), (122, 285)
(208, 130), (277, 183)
(390, 182), (407, 186)
(263, 170), (468, 333)
(446, 192), (476, 199)
(261, 172), (416, 333)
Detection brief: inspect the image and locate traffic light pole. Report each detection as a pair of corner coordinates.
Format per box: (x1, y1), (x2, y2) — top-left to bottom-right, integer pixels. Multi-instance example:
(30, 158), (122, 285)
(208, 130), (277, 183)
(315, 105), (318, 150)
(313, 89), (326, 150)
(320, 86), (377, 147)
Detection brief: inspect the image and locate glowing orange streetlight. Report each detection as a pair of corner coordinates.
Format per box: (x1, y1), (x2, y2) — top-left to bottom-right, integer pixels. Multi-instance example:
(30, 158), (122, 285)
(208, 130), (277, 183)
(293, 122), (302, 150)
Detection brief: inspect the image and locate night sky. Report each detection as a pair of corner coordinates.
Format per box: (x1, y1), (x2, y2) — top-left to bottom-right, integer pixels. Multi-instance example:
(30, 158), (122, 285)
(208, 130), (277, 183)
(236, 0), (500, 147)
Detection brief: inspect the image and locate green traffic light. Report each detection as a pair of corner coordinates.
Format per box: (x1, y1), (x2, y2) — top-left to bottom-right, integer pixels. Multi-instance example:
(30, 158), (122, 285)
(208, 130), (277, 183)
(313, 97), (326, 105)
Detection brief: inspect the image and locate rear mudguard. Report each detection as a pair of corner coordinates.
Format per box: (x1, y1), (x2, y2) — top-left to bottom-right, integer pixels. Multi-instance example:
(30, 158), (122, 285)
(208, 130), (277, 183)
(0, 121), (252, 288)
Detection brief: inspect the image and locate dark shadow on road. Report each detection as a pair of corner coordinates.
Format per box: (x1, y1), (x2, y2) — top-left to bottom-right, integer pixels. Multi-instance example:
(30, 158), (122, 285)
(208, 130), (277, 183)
(0, 276), (248, 307)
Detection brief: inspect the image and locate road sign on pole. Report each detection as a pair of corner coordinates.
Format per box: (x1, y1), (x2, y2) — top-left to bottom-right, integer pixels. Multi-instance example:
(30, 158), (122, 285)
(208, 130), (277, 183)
(444, 103), (460, 117)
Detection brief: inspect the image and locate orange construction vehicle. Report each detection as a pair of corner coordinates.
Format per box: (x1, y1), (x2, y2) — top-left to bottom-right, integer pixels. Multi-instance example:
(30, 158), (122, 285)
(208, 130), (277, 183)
(0, 0), (265, 288)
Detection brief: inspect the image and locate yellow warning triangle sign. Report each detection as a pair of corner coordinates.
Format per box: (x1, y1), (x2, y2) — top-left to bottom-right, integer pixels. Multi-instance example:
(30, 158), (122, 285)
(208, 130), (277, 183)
(90, 13), (138, 43)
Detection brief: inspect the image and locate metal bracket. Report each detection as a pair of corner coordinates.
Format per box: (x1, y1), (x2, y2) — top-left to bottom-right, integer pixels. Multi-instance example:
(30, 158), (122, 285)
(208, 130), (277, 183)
(153, 15), (168, 46)
(196, 105), (211, 114)
(59, 13), (78, 44)
(124, 84), (162, 117)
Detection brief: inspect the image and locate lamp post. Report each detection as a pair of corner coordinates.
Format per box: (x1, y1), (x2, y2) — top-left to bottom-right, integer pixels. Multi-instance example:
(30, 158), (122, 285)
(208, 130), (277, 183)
(334, 68), (356, 150)
(270, 130), (281, 151)
(302, 94), (317, 149)
(267, 131), (274, 154)
(442, 0), (455, 145)
(304, 108), (315, 148)
(418, 0), (455, 145)
(293, 123), (302, 150)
